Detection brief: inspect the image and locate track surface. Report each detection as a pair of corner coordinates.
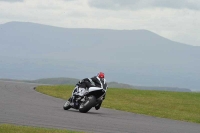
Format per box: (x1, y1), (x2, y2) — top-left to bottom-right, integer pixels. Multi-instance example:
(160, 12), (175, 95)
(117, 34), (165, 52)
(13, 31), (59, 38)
(0, 81), (200, 133)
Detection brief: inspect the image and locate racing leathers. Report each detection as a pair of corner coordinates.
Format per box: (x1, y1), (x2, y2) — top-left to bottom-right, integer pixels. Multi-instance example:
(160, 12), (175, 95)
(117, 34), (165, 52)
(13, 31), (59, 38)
(88, 76), (108, 90)
(87, 76), (108, 110)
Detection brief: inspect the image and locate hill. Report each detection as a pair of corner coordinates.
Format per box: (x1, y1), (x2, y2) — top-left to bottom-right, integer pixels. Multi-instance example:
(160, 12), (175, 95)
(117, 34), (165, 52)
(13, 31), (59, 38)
(0, 21), (199, 91)
(0, 78), (191, 92)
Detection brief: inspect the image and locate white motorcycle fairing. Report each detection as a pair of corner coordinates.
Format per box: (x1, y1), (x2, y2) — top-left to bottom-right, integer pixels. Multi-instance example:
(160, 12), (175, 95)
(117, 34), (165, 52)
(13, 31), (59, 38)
(88, 87), (104, 92)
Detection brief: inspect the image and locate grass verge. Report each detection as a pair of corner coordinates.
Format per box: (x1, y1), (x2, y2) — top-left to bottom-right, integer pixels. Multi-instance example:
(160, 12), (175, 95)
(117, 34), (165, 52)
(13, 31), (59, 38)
(36, 85), (200, 123)
(0, 124), (83, 133)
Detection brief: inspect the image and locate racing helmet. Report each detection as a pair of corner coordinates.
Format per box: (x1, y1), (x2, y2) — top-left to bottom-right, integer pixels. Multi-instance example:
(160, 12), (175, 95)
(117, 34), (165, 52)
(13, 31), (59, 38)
(97, 72), (105, 78)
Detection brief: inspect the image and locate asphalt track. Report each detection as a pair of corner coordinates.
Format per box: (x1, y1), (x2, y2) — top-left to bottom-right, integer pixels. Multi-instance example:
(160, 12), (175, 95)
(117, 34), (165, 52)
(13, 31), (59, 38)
(0, 81), (200, 133)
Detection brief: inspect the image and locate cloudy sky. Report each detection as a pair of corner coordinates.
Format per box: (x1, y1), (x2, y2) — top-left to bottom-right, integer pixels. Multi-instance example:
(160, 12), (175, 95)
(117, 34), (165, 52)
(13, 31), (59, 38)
(0, 0), (200, 46)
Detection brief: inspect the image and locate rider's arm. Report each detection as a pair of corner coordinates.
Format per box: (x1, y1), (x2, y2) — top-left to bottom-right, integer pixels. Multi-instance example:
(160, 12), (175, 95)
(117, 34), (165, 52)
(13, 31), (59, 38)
(75, 80), (81, 86)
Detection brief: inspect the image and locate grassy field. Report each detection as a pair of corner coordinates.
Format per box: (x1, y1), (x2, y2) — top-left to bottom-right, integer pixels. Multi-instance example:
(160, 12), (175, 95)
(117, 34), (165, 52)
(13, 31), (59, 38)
(0, 124), (83, 133)
(36, 85), (200, 123)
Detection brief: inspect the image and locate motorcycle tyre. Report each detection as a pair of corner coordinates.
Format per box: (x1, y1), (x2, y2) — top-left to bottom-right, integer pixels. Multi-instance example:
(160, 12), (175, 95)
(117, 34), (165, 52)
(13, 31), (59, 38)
(79, 95), (96, 113)
(63, 101), (71, 110)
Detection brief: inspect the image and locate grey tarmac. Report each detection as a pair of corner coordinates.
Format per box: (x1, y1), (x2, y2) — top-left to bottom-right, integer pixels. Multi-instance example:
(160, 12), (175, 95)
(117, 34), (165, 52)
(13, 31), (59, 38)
(0, 81), (199, 133)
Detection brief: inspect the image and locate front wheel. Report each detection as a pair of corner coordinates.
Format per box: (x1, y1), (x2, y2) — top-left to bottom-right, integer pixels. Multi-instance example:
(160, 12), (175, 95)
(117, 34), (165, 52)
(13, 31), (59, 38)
(79, 95), (96, 113)
(63, 101), (71, 110)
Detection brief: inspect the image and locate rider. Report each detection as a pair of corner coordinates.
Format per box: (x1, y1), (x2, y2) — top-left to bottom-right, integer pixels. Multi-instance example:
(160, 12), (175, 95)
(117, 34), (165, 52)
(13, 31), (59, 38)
(88, 72), (108, 91)
(70, 72), (108, 110)
(89, 72), (108, 110)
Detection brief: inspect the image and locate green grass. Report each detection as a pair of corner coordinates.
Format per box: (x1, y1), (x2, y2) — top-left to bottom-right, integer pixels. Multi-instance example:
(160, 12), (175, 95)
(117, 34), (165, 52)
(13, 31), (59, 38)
(0, 124), (83, 133)
(36, 85), (200, 123)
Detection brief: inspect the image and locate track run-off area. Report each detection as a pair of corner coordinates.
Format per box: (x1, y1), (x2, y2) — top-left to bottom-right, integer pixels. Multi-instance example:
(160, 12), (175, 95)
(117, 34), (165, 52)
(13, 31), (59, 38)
(0, 81), (199, 133)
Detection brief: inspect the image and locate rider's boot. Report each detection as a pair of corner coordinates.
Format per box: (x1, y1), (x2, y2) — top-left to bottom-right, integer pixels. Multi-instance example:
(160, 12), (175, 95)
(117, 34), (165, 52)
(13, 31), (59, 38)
(95, 101), (102, 110)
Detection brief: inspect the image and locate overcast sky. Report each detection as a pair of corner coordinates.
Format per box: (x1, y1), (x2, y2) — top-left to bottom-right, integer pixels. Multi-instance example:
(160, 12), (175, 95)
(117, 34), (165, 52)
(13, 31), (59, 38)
(0, 0), (200, 46)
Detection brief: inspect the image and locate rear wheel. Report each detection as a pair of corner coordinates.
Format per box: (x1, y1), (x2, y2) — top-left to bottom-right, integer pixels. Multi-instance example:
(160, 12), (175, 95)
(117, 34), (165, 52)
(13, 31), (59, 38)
(79, 95), (96, 113)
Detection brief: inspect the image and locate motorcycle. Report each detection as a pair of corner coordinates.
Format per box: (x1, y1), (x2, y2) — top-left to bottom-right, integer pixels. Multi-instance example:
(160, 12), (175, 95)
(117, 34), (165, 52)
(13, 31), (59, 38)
(63, 86), (106, 113)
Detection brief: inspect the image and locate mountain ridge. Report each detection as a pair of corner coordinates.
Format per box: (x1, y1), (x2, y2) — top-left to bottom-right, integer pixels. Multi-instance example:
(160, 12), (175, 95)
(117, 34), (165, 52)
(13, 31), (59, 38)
(0, 21), (199, 91)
